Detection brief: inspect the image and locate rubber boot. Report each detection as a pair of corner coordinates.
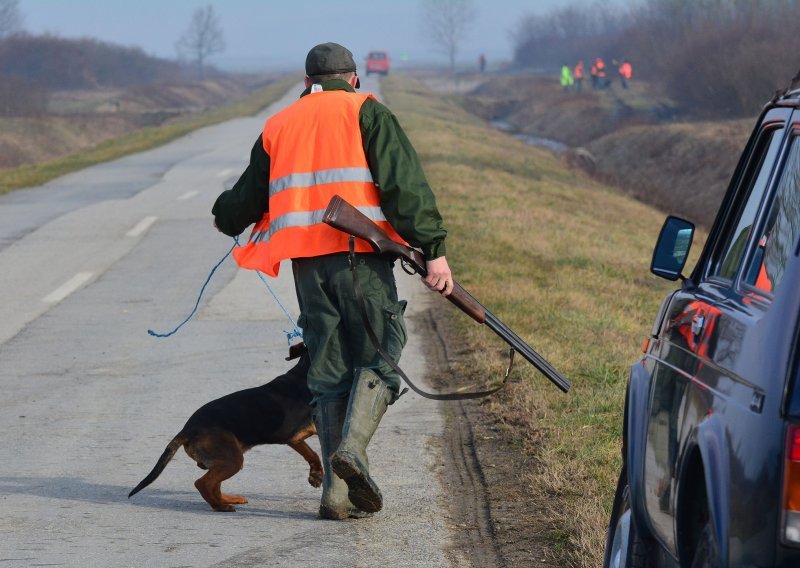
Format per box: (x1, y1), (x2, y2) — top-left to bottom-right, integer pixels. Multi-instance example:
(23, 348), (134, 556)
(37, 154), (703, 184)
(331, 368), (394, 514)
(312, 399), (372, 520)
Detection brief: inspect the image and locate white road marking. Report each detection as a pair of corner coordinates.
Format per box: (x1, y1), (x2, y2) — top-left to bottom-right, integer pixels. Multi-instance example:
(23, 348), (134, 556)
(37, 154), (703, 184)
(126, 216), (158, 238)
(42, 272), (94, 304)
(217, 168), (233, 177)
(178, 190), (199, 200)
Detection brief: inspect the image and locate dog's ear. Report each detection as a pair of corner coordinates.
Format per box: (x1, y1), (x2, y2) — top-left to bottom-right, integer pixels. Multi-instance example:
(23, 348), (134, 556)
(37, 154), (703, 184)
(286, 342), (306, 361)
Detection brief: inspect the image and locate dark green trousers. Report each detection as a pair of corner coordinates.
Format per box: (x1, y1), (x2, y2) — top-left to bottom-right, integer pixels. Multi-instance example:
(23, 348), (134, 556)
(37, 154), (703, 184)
(293, 253), (407, 405)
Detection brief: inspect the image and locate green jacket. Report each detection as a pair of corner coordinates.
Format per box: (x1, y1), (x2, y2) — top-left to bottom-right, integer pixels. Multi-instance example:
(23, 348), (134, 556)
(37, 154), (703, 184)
(212, 79), (447, 259)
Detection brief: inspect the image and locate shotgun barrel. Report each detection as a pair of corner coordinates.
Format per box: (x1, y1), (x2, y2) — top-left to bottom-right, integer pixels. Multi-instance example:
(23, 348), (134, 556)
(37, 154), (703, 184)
(322, 195), (571, 393)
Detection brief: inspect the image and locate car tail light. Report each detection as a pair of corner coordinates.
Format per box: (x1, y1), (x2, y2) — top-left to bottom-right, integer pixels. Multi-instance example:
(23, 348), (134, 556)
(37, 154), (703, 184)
(783, 424), (800, 545)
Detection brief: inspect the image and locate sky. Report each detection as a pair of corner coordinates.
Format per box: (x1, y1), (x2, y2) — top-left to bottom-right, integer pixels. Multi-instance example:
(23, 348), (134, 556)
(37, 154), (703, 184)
(17, 0), (602, 72)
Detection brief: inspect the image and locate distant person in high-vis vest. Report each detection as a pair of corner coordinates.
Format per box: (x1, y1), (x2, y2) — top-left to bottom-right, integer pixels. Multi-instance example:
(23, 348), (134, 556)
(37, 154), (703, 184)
(618, 59), (632, 89)
(212, 42), (452, 520)
(574, 60), (584, 93)
(561, 63), (574, 92)
(595, 57), (608, 89)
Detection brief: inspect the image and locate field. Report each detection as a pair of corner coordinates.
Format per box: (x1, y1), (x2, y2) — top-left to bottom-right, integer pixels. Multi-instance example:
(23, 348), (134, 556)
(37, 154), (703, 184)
(0, 76), (297, 195)
(382, 74), (697, 566)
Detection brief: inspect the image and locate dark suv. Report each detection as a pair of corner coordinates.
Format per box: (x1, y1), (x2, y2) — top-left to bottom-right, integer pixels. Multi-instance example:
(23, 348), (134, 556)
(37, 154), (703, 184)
(605, 76), (800, 567)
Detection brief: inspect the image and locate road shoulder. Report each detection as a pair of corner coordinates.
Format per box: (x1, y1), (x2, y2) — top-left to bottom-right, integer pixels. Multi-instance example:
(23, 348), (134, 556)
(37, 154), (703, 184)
(415, 300), (559, 567)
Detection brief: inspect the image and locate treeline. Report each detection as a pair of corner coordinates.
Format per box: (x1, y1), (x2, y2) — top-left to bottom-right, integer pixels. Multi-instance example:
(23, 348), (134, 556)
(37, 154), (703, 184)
(0, 35), (197, 116)
(0, 35), (185, 90)
(512, 0), (800, 117)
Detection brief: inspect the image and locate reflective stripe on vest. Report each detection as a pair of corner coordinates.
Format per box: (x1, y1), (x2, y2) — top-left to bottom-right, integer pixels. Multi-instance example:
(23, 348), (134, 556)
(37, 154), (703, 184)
(231, 90), (407, 277)
(270, 167), (374, 196)
(250, 205), (387, 244)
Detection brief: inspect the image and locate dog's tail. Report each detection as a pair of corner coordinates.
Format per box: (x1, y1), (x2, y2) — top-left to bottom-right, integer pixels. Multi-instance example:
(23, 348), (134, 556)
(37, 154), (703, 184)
(128, 433), (188, 498)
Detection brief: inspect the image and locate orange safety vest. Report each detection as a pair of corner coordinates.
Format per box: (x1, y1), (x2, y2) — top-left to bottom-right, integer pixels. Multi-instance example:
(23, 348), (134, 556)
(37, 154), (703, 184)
(619, 62), (632, 79)
(574, 62), (584, 79)
(232, 90), (406, 277)
(596, 59), (606, 77)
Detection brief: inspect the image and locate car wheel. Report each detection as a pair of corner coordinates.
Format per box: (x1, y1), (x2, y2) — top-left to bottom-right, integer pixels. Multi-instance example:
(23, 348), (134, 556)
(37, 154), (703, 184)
(604, 466), (648, 568)
(690, 521), (719, 568)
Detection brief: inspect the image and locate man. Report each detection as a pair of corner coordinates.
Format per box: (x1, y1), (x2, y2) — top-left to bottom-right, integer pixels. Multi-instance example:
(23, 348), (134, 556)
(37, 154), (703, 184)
(560, 63), (574, 93)
(595, 57), (608, 89)
(573, 60), (584, 94)
(618, 59), (632, 89)
(212, 42), (452, 520)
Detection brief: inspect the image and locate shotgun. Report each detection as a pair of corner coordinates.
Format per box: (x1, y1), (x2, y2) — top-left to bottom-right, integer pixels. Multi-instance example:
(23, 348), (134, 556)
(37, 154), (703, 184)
(322, 195), (571, 393)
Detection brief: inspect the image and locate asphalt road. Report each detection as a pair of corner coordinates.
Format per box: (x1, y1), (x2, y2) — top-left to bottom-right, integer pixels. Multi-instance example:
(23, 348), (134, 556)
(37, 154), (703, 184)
(0, 77), (467, 567)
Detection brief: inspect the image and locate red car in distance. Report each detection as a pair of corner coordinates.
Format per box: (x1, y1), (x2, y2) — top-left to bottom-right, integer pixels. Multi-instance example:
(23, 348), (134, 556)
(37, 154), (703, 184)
(365, 51), (390, 76)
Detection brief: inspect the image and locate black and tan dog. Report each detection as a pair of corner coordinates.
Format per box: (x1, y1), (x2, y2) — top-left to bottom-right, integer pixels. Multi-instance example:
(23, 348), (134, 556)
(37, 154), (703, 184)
(128, 343), (322, 511)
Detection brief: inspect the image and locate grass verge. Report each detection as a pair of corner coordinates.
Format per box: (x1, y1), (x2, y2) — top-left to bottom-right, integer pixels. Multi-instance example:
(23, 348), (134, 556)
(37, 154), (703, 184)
(381, 74), (698, 567)
(0, 76), (298, 195)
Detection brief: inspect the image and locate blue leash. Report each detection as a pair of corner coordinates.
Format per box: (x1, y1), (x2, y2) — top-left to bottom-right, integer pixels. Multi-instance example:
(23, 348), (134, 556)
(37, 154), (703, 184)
(254, 270), (304, 344)
(148, 236), (303, 344)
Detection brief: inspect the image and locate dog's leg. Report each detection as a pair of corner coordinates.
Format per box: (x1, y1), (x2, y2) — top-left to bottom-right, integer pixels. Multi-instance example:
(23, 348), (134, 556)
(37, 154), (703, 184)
(190, 431), (247, 512)
(289, 429), (323, 488)
(194, 460), (248, 512)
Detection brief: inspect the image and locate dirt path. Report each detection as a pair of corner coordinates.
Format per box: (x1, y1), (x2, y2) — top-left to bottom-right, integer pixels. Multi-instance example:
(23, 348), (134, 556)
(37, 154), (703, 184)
(415, 303), (559, 567)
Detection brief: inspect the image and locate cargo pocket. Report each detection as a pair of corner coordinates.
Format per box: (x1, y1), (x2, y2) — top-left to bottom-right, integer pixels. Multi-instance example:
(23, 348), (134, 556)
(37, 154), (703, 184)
(354, 257), (390, 298)
(383, 300), (408, 358)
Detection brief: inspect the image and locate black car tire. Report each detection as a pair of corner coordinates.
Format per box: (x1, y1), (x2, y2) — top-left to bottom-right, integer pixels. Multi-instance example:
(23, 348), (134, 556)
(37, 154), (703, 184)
(604, 466), (648, 568)
(690, 521), (720, 568)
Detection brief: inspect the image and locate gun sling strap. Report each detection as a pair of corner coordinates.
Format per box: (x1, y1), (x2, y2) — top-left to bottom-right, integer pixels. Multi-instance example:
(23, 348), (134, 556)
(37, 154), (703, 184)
(348, 236), (512, 401)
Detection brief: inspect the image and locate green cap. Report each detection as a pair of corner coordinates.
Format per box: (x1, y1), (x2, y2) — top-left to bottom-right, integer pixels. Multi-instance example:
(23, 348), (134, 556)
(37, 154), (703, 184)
(305, 42), (357, 76)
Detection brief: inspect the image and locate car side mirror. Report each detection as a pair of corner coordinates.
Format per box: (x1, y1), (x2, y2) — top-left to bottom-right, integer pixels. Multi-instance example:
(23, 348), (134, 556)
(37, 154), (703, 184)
(651, 216), (695, 281)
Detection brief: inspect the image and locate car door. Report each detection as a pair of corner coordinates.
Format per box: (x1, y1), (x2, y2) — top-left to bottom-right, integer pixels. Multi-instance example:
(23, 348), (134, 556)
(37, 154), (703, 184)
(715, 114), (800, 565)
(643, 107), (793, 557)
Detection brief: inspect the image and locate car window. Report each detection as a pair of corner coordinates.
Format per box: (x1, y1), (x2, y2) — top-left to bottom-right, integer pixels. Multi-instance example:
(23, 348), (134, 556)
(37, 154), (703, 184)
(369, 53), (386, 60)
(713, 127), (784, 281)
(743, 134), (800, 294)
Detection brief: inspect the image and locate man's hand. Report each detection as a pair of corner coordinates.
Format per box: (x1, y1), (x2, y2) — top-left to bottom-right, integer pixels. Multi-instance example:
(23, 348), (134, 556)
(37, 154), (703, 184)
(423, 256), (453, 296)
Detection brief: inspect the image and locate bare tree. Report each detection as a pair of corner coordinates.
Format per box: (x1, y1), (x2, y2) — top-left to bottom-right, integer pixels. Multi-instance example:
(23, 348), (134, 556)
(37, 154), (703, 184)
(421, 0), (475, 72)
(0, 0), (22, 39)
(176, 5), (225, 79)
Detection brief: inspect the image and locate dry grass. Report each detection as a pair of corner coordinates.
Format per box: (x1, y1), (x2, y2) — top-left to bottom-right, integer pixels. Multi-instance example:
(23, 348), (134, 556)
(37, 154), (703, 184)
(588, 119), (752, 228)
(382, 74), (701, 566)
(0, 76), (298, 195)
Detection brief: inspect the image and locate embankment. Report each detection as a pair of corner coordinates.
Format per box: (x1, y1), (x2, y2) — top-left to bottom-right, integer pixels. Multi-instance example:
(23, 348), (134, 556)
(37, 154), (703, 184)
(0, 77), (269, 170)
(0, 75), (295, 194)
(459, 74), (753, 228)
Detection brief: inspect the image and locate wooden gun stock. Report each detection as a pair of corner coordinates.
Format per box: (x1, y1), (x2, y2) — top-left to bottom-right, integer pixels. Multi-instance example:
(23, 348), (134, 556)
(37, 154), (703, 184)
(322, 195), (571, 393)
(323, 195), (486, 323)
